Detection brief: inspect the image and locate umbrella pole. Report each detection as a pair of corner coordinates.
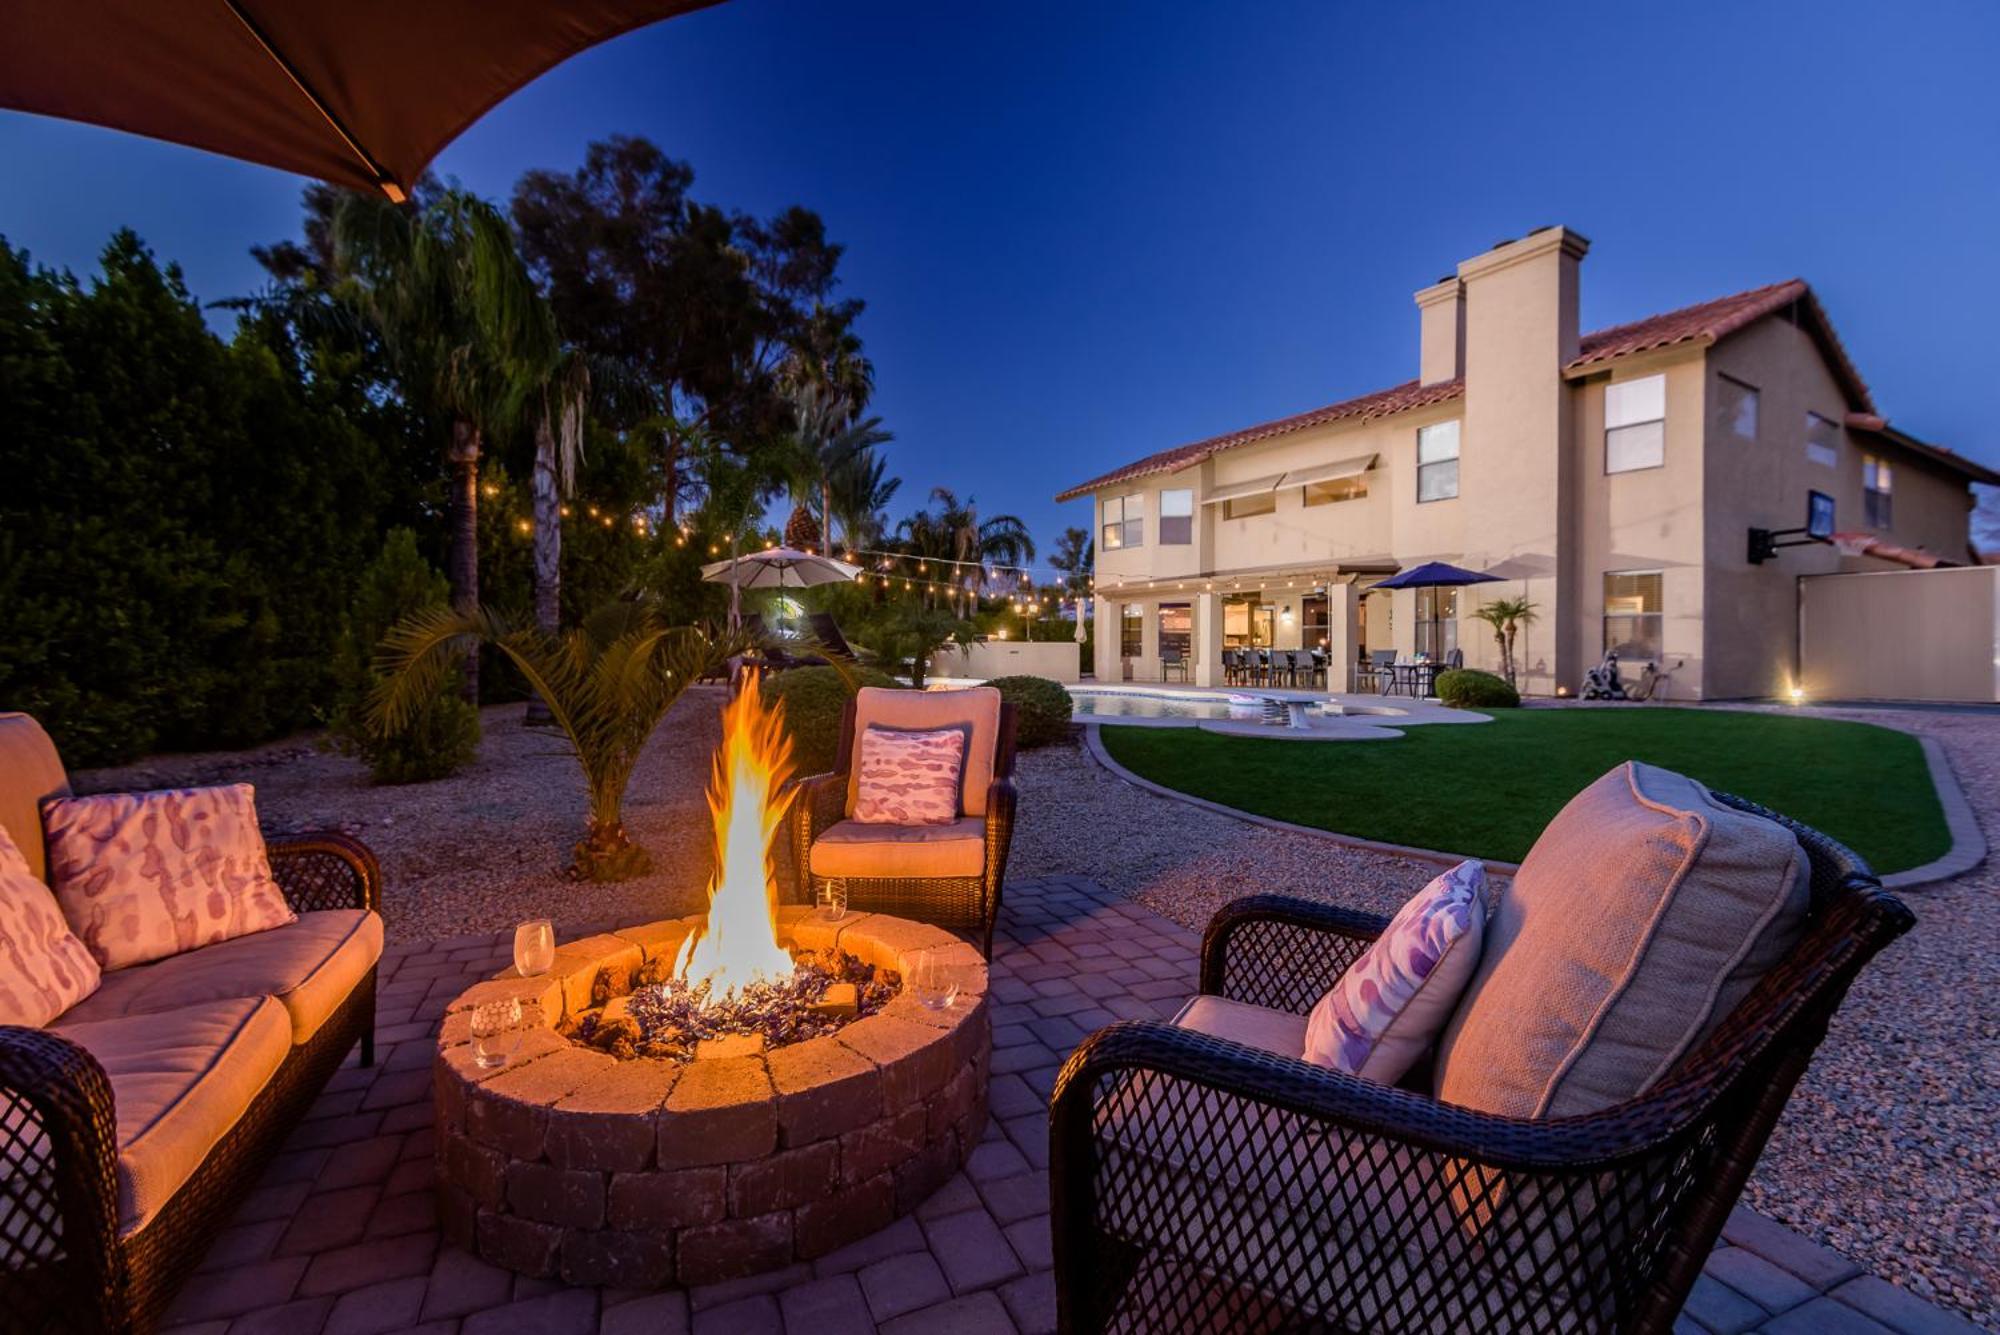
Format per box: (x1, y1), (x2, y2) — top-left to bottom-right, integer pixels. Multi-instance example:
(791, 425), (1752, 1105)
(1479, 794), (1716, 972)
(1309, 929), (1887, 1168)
(729, 530), (742, 632)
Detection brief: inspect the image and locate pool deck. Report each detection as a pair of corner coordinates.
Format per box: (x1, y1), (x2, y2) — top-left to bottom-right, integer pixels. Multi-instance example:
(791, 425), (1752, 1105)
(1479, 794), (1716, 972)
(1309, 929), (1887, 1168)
(1064, 682), (1489, 739)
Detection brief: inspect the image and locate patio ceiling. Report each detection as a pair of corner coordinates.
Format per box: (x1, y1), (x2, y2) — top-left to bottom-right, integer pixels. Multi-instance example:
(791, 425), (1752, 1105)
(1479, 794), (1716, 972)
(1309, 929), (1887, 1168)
(1096, 556), (1400, 598)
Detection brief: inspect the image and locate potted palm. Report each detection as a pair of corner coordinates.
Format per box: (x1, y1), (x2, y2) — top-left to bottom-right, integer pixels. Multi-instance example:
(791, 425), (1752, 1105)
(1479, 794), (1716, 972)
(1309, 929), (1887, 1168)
(370, 601), (746, 880)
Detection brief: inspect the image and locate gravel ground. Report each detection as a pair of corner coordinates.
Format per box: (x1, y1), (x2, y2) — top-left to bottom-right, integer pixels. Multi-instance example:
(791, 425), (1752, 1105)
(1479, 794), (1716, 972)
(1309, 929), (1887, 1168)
(72, 699), (1998, 1326)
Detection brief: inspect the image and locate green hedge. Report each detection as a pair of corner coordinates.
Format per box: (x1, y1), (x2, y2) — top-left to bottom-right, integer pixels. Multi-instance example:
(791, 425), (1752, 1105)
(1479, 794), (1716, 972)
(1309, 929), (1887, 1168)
(760, 666), (901, 777)
(1435, 668), (1521, 709)
(987, 675), (1074, 748)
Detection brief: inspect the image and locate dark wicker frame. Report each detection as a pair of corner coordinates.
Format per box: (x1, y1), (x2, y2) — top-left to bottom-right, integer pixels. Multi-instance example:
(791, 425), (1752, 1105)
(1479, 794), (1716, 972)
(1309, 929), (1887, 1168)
(1050, 794), (1914, 1334)
(790, 700), (1018, 958)
(0, 831), (381, 1335)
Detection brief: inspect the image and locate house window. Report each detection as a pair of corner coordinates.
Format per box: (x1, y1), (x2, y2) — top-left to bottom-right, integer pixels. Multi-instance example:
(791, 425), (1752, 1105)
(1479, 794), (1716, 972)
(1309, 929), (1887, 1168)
(1101, 494), (1142, 549)
(1158, 488), (1193, 544)
(1222, 491), (1276, 520)
(1864, 455), (1893, 528)
(1415, 587), (1458, 659)
(1303, 474), (1368, 506)
(1603, 571), (1664, 664)
(1717, 374), (1759, 441)
(1158, 603), (1191, 663)
(1302, 593), (1330, 649)
(1605, 374), (1666, 473)
(1806, 413), (1840, 468)
(1417, 421), (1461, 502)
(1119, 603), (1142, 659)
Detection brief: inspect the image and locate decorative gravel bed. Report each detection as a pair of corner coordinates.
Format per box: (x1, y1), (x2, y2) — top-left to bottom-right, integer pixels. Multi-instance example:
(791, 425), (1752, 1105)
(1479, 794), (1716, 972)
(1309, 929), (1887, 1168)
(71, 695), (1999, 1325)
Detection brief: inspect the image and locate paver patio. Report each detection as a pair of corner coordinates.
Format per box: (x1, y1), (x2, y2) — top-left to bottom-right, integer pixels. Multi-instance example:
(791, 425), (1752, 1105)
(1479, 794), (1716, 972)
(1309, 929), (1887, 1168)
(158, 877), (1979, 1335)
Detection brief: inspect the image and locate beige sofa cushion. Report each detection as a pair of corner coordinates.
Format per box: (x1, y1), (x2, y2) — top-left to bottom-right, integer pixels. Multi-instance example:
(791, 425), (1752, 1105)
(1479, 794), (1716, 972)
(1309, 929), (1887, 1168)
(845, 687), (1001, 817)
(52, 995), (290, 1235)
(1172, 994), (1308, 1058)
(1435, 762), (1810, 1119)
(54, 910), (383, 1044)
(810, 818), (986, 880)
(0, 713), (70, 886)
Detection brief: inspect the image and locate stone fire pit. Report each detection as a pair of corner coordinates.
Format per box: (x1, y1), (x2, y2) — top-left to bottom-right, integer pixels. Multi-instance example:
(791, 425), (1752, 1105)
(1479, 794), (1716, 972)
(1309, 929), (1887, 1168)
(433, 907), (990, 1288)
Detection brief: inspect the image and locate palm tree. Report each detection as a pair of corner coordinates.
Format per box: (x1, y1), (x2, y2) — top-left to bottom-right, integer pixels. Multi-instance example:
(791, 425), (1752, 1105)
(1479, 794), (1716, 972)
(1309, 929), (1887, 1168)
(786, 383), (892, 552)
(1471, 596), (1539, 686)
(333, 188), (547, 702)
(1050, 526), (1094, 593)
(371, 601), (743, 880)
(826, 447), (901, 554)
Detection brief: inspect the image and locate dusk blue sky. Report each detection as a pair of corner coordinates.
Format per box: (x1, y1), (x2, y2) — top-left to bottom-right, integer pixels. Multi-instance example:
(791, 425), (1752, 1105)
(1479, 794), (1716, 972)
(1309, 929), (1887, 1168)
(5, 0), (1997, 557)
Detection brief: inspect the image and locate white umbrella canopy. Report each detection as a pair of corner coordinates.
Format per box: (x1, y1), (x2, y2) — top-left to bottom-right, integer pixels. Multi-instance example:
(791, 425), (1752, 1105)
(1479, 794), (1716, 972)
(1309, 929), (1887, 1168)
(701, 547), (862, 631)
(700, 547), (862, 589)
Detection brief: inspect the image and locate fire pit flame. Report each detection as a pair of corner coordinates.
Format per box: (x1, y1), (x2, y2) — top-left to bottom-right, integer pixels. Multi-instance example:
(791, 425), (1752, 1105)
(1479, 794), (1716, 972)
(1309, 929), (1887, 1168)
(674, 671), (798, 1000)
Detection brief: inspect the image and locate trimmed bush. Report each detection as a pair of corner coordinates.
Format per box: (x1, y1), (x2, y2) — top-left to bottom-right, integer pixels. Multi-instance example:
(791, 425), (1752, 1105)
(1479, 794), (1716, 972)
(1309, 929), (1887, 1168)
(324, 529), (480, 784)
(987, 675), (1074, 748)
(1435, 668), (1521, 709)
(760, 665), (900, 777)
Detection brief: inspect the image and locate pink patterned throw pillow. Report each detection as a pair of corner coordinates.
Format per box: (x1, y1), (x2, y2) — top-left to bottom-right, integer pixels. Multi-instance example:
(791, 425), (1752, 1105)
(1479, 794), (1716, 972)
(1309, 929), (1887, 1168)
(43, 784), (297, 971)
(1304, 860), (1487, 1082)
(852, 727), (967, 826)
(0, 823), (101, 1026)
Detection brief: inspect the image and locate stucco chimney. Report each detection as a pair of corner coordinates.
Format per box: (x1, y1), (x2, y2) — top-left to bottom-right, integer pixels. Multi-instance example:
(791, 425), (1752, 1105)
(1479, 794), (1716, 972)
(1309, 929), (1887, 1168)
(1414, 276), (1465, 385)
(1456, 226), (1589, 365)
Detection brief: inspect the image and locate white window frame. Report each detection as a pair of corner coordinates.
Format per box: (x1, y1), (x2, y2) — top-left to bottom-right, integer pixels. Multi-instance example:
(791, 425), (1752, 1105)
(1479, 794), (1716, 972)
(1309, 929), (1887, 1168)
(1605, 374), (1667, 474)
(1603, 569), (1665, 663)
(1805, 412), (1840, 468)
(1101, 493), (1143, 550)
(1158, 488), (1194, 545)
(1416, 420), (1461, 503)
(1863, 454), (1893, 529)
(1717, 373), (1759, 441)
(1222, 491), (1276, 520)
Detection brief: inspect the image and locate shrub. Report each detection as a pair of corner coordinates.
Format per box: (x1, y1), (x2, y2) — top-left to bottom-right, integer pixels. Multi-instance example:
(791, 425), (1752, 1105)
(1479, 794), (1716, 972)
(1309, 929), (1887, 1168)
(324, 529), (479, 783)
(986, 675), (1074, 748)
(760, 665), (900, 776)
(1435, 667), (1520, 709)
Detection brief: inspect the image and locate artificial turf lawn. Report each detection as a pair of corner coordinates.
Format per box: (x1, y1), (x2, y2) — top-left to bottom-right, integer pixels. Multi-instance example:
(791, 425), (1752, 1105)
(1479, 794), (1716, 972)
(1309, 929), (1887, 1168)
(1097, 707), (1948, 874)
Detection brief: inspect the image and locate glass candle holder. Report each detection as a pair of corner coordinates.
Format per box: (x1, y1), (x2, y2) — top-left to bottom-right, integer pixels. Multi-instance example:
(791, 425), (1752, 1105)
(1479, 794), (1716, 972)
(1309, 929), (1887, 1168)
(815, 879), (848, 921)
(909, 950), (959, 1012)
(514, 919), (555, 977)
(471, 997), (522, 1069)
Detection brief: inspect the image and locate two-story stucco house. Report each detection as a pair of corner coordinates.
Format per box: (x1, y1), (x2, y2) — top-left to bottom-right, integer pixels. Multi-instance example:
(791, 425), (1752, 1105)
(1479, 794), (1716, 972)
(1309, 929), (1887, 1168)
(1058, 227), (1998, 699)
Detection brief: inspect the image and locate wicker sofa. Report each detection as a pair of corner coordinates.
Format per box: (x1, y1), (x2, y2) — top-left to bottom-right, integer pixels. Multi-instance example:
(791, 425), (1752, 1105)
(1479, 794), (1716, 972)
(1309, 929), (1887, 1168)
(790, 686), (1018, 957)
(1050, 788), (1913, 1334)
(0, 713), (382, 1335)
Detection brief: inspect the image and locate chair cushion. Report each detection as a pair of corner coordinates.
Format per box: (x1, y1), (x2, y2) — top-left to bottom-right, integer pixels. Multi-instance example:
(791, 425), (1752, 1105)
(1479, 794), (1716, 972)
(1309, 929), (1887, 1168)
(1171, 994), (1308, 1058)
(52, 995), (290, 1235)
(809, 818), (986, 880)
(1304, 860), (1486, 1083)
(53, 910), (383, 1044)
(853, 726), (967, 826)
(1435, 762), (1810, 1119)
(0, 823), (100, 1027)
(846, 687), (1002, 817)
(0, 713), (70, 886)
(44, 783), (297, 971)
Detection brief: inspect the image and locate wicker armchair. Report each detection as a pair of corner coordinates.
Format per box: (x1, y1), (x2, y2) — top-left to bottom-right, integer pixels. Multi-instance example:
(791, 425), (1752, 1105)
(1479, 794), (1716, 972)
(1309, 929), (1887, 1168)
(0, 832), (381, 1335)
(1050, 793), (1912, 1334)
(790, 689), (1018, 958)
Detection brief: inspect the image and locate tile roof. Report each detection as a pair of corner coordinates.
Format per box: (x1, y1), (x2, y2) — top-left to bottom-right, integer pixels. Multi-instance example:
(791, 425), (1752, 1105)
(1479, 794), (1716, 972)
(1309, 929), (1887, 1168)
(1056, 278), (1941, 503)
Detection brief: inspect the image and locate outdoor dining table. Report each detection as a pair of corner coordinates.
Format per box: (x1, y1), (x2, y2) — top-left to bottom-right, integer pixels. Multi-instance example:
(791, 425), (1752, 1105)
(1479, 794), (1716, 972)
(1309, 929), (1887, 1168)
(1383, 662), (1439, 697)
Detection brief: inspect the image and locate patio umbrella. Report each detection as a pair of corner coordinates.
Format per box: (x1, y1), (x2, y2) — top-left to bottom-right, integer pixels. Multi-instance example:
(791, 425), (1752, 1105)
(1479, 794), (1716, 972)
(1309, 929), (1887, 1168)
(0, 0), (721, 200)
(702, 547), (862, 630)
(1367, 560), (1505, 590)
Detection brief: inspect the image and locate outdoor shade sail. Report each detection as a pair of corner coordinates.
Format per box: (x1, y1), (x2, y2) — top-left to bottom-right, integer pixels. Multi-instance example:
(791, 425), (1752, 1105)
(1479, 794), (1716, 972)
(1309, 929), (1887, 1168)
(0, 0), (722, 199)
(1369, 560), (1505, 590)
(1200, 472), (1285, 505)
(1279, 454), (1376, 489)
(701, 548), (863, 590)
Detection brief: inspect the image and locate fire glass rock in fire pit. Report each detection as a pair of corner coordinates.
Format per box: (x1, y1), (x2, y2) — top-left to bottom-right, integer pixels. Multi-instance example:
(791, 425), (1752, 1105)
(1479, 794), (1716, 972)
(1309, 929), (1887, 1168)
(433, 910), (990, 1288)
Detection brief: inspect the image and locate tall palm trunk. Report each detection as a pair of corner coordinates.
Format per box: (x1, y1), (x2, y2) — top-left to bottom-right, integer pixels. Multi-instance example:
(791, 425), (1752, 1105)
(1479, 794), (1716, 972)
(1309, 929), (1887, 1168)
(448, 418), (482, 704)
(524, 412), (562, 726)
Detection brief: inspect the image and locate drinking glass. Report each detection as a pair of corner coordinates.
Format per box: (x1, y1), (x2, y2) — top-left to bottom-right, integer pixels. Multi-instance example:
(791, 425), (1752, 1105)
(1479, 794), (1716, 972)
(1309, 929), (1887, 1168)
(815, 879), (848, 921)
(910, 951), (959, 1011)
(471, 997), (522, 1069)
(514, 919), (555, 977)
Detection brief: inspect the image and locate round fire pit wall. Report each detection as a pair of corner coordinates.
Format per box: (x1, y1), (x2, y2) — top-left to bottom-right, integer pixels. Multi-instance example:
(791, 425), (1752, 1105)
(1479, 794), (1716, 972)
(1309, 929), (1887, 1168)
(432, 907), (991, 1289)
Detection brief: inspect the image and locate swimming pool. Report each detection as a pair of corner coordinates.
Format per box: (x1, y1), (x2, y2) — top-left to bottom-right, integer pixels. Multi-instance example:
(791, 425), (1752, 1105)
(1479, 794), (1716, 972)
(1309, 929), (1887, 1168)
(1065, 688), (1269, 721)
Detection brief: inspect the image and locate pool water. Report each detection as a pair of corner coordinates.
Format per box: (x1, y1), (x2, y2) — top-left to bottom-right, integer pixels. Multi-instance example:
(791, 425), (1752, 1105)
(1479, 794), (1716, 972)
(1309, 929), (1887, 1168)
(1066, 689), (1267, 721)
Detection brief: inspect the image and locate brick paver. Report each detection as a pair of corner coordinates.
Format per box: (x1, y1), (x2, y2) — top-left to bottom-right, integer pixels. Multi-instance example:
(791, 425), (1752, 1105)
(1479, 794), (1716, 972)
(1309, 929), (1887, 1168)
(159, 876), (1964, 1334)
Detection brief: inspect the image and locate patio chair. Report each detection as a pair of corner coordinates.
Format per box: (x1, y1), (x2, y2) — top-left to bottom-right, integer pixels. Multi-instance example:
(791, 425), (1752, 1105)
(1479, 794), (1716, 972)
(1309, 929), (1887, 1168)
(1050, 787), (1912, 1334)
(790, 687), (1018, 957)
(807, 611), (861, 663)
(1222, 648), (1242, 685)
(1161, 646), (1189, 683)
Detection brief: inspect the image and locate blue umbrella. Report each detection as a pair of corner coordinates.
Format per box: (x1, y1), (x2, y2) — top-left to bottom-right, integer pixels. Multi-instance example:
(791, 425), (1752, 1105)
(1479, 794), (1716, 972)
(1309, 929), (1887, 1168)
(1368, 561), (1504, 590)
